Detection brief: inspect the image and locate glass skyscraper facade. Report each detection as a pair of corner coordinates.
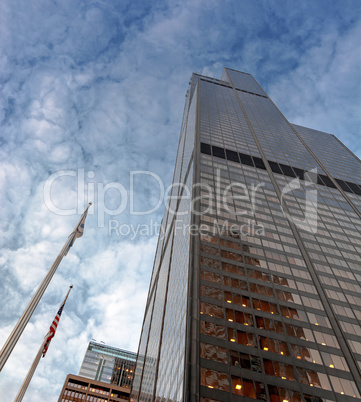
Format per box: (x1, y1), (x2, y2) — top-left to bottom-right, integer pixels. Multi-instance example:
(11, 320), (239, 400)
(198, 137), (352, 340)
(130, 68), (361, 401)
(79, 341), (137, 389)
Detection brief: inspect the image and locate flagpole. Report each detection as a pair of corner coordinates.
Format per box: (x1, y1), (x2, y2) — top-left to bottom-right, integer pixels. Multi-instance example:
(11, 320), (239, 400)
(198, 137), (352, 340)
(14, 286), (73, 402)
(0, 203), (91, 372)
(14, 338), (47, 402)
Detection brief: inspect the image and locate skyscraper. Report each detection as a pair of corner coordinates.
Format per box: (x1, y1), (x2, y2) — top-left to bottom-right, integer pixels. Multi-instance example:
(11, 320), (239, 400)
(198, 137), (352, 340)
(130, 68), (361, 401)
(79, 341), (137, 389)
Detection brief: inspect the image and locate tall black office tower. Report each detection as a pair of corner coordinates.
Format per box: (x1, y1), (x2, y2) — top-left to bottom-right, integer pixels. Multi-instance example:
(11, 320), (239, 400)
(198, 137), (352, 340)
(130, 68), (361, 401)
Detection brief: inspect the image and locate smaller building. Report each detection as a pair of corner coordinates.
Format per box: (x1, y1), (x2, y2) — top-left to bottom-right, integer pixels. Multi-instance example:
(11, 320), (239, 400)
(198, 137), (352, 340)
(58, 374), (130, 402)
(79, 341), (137, 389)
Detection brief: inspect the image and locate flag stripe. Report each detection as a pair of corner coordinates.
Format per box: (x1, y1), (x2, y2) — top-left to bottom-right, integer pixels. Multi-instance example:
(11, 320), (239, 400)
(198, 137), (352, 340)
(42, 302), (66, 357)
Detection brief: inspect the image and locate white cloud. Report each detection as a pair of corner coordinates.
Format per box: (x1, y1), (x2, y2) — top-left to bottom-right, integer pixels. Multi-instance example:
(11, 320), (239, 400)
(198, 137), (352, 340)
(268, 19), (361, 156)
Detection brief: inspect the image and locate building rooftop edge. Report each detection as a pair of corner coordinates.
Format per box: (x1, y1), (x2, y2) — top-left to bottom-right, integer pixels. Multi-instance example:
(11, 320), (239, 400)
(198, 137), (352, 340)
(88, 341), (137, 356)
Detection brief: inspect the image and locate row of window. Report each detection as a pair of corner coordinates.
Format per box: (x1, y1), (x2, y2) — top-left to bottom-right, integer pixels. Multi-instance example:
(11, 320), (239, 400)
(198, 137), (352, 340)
(201, 341), (349, 373)
(201, 236), (302, 267)
(198, 186), (359, 254)
(200, 383), (326, 402)
(200, 256), (312, 304)
(200, 320), (347, 375)
(201, 269), (303, 305)
(200, 142), (361, 195)
(200, 367), (360, 398)
(200, 302), (340, 349)
(202, 233), (302, 261)
(200, 230), (360, 305)
(200, 253), (323, 306)
(202, 169), (355, 243)
(199, 218), (303, 258)
(201, 247), (308, 288)
(201, 283), (308, 322)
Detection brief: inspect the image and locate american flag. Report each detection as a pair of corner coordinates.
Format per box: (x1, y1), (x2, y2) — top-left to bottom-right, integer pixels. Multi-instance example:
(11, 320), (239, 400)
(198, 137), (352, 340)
(42, 287), (71, 358)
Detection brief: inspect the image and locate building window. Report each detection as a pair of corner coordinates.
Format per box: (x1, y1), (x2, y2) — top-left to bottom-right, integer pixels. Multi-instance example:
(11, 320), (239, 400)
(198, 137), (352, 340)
(200, 368), (229, 391)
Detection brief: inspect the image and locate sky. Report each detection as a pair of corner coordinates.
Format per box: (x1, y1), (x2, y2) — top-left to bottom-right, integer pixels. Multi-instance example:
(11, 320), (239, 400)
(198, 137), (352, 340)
(0, 0), (360, 400)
